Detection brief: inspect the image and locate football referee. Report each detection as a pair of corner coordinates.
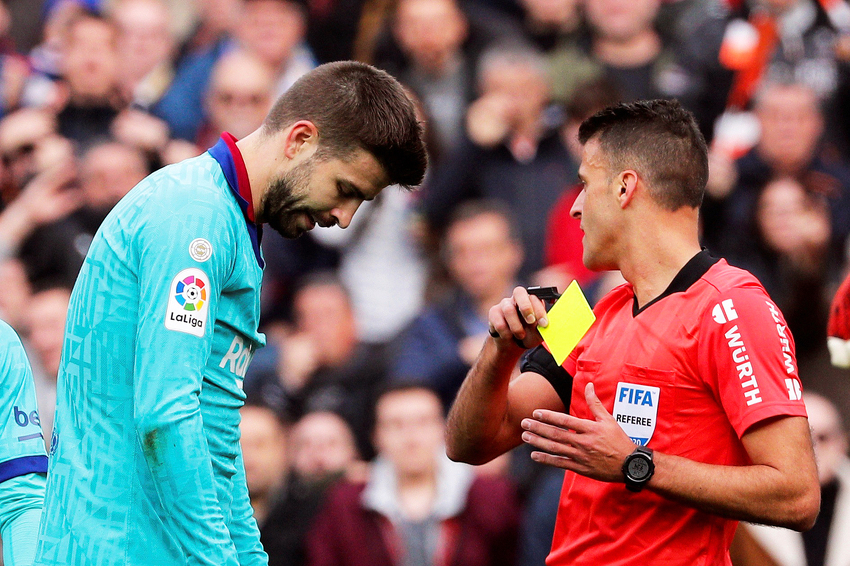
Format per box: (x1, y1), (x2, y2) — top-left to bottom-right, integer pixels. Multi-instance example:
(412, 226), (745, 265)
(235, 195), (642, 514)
(446, 99), (819, 565)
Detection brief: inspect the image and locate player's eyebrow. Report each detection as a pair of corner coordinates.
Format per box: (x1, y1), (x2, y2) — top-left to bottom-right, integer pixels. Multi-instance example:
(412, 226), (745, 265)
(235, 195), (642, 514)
(340, 180), (373, 201)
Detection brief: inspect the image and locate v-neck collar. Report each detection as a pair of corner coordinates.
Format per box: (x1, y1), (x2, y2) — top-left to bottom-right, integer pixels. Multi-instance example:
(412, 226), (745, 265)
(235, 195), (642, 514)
(632, 249), (718, 316)
(208, 133), (264, 269)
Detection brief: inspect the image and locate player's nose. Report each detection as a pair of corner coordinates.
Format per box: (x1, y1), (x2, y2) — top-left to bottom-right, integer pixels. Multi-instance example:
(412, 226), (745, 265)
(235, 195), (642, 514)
(332, 200), (362, 229)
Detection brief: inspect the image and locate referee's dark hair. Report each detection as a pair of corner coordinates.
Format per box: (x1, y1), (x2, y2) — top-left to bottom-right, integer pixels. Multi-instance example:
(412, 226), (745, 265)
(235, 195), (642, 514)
(578, 99), (708, 211)
(263, 61), (428, 191)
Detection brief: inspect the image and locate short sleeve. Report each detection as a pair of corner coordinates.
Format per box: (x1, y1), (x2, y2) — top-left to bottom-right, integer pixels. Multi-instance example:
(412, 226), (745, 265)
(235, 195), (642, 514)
(698, 285), (808, 437)
(521, 346), (573, 409)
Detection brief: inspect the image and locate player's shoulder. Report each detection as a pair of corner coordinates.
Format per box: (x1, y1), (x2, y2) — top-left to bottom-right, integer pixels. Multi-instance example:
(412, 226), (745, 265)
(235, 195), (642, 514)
(117, 153), (232, 219)
(699, 259), (769, 299)
(593, 281), (634, 314)
(146, 153), (227, 202)
(0, 319), (22, 347)
(695, 259), (784, 328)
(0, 319), (26, 374)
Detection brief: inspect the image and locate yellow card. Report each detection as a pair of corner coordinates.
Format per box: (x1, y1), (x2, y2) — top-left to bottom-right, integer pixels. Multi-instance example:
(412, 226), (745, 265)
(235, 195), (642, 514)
(538, 280), (596, 365)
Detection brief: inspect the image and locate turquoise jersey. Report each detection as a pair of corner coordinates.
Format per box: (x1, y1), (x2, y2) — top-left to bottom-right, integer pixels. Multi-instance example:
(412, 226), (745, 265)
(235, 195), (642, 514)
(0, 320), (47, 566)
(34, 145), (268, 566)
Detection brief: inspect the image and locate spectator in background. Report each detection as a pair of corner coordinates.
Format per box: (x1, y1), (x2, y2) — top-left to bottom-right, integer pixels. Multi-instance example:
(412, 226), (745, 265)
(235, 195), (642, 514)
(261, 411), (363, 566)
(306, 384), (520, 566)
(309, 182), (429, 345)
(386, 0), (474, 155)
(245, 272), (388, 459)
(108, 0), (181, 164)
(111, 0), (175, 112)
(0, 0), (30, 118)
(17, 141), (147, 290)
(55, 10), (122, 151)
(24, 286), (72, 439)
(676, 0), (850, 155)
(0, 108), (66, 204)
(548, 0), (682, 104)
(739, 177), (833, 362)
(700, 82), (850, 290)
(390, 200), (523, 409)
(422, 44), (573, 278)
(517, 0), (581, 54)
(164, 0), (314, 146)
(235, 0), (317, 98)
(23, 0), (89, 110)
(732, 391), (850, 566)
(177, 0), (241, 62)
(153, 0), (240, 142)
(196, 49), (275, 149)
(0, 111), (80, 289)
(241, 401), (290, 529)
(302, 0), (364, 64)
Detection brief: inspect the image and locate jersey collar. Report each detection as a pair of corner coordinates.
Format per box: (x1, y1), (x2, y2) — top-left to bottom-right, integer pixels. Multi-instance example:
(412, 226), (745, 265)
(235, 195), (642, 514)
(208, 133), (264, 268)
(632, 249), (719, 316)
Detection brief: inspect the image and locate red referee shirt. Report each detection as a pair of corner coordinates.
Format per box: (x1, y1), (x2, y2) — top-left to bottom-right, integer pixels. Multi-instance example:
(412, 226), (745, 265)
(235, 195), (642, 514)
(549, 251), (807, 566)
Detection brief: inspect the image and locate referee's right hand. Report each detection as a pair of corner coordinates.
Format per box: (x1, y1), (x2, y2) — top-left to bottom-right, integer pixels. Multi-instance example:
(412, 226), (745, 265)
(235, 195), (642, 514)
(488, 286), (548, 350)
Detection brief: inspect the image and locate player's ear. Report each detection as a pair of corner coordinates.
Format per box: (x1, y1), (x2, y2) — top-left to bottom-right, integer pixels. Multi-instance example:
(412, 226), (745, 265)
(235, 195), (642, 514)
(282, 120), (319, 160)
(617, 170), (638, 208)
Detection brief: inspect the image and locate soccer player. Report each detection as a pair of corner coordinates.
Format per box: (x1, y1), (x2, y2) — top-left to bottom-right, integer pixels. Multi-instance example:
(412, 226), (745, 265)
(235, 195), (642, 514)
(446, 99), (820, 564)
(34, 62), (426, 566)
(0, 318), (47, 566)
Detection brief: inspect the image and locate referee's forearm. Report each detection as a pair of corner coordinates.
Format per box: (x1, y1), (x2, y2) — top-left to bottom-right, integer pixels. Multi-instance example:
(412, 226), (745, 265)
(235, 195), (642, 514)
(446, 338), (522, 465)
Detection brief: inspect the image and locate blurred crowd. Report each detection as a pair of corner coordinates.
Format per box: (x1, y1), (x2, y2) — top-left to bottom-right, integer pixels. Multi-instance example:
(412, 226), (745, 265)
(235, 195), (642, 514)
(0, 0), (849, 564)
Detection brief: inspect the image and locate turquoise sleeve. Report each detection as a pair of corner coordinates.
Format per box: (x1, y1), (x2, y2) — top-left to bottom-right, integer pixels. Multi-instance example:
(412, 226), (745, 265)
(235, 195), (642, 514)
(0, 472), (45, 566)
(130, 181), (239, 566)
(0, 322), (47, 471)
(228, 450), (268, 566)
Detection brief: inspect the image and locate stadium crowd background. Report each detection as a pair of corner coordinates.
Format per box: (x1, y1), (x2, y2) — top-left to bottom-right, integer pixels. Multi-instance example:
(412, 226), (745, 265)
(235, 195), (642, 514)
(0, 0), (849, 563)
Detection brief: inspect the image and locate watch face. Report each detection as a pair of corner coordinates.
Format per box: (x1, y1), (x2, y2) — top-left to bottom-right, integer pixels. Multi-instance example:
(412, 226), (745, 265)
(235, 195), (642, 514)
(627, 456), (651, 480)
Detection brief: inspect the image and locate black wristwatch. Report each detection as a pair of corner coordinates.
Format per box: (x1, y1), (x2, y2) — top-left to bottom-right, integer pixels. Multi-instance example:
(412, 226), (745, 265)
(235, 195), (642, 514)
(622, 446), (655, 492)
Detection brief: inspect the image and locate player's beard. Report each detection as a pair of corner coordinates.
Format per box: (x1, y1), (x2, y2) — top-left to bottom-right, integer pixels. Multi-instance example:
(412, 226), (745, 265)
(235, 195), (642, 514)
(261, 157), (316, 239)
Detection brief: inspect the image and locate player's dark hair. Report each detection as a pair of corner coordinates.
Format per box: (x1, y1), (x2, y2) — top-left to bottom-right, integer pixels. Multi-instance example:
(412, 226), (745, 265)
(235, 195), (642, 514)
(263, 61), (428, 190)
(578, 99), (708, 210)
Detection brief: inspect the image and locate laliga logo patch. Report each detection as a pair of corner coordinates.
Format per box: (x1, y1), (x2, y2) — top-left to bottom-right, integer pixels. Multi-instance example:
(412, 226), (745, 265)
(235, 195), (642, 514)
(189, 238), (212, 262)
(613, 382), (660, 446)
(165, 268), (210, 337)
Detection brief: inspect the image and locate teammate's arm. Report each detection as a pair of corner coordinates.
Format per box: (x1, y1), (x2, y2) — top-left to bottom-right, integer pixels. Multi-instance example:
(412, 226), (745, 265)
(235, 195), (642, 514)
(131, 201), (240, 566)
(0, 322), (47, 566)
(0, 473), (46, 566)
(446, 287), (564, 465)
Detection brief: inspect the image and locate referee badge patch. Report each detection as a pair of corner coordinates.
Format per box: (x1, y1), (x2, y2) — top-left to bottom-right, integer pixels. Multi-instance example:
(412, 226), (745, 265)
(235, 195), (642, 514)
(613, 382), (660, 446)
(164, 268), (210, 337)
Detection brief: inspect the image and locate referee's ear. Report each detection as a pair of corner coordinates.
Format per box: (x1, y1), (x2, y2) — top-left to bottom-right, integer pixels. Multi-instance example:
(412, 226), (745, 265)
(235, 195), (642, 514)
(616, 170), (638, 208)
